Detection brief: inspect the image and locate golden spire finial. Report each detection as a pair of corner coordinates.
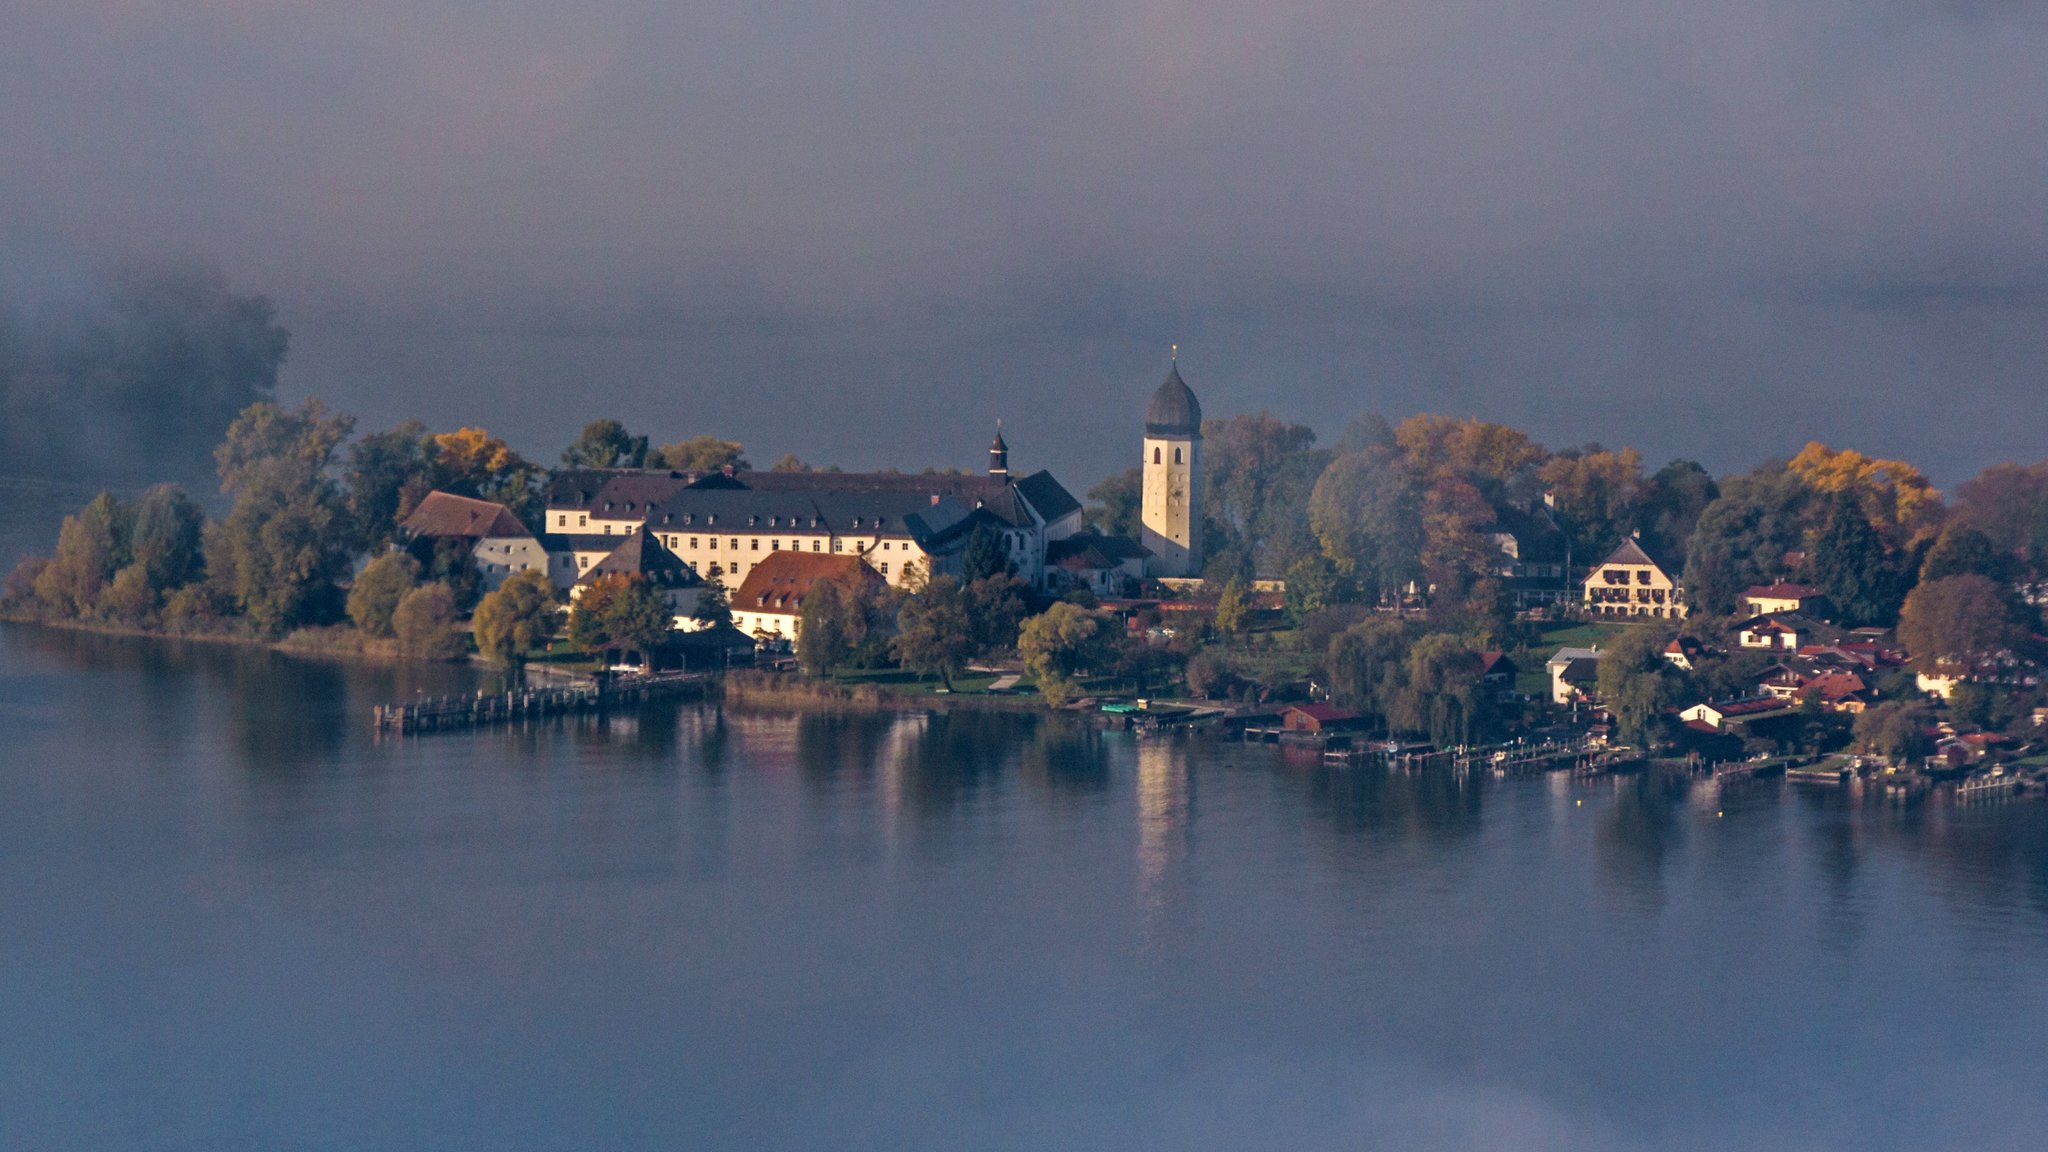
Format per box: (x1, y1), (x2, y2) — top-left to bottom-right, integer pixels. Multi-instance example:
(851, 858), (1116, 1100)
(1170, 343), (1178, 363)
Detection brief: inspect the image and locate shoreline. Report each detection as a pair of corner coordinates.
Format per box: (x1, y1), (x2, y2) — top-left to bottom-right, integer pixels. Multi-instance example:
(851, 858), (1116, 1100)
(0, 612), (460, 668)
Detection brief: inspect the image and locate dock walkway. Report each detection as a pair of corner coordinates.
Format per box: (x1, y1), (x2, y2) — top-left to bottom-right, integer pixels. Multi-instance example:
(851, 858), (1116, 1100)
(373, 670), (708, 736)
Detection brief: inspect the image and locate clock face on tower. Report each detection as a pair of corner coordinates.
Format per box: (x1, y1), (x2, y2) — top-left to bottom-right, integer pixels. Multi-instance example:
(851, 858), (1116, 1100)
(1167, 478), (1184, 509)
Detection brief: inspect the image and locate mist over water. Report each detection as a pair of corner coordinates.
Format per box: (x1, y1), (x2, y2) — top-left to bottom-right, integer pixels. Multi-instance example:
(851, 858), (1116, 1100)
(6, 625), (2048, 1150)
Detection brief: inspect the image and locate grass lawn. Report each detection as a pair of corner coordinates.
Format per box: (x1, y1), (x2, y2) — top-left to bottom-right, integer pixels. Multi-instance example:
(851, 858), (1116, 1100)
(1532, 620), (1632, 652)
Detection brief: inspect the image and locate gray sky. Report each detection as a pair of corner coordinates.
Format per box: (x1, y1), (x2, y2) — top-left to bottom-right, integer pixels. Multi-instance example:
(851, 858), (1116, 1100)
(5, 0), (2046, 488)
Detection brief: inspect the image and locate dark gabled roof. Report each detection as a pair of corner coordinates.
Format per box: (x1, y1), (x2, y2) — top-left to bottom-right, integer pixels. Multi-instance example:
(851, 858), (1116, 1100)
(546, 468), (623, 508)
(591, 472), (695, 517)
(1561, 657), (1603, 685)
(576, 532), (702, 589)
(542, 532), (630, 552)
(1145, 363), (1203, 436)
(1046, 532), (1150, 571)
(1013, 470), (1081, 524)
(400, 491), (530, 540)
(1597, 538), (1660, 569)
(731, 552), (881, 616)
(1493, 506), (1568, 564)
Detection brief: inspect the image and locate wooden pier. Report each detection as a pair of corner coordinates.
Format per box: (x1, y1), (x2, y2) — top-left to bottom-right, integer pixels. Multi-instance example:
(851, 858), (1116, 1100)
(373, 671), (709, 736)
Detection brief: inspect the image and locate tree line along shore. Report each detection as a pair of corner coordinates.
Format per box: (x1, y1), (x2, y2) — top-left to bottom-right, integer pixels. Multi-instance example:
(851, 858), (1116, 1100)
(10, 390), (2048, 787)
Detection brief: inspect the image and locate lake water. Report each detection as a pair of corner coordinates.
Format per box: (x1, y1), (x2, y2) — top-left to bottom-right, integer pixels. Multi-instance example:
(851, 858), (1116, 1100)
(6, 623), (2048, 1151)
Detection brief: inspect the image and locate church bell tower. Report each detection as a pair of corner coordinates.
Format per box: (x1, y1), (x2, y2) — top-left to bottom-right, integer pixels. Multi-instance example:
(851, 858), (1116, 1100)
(1140, 354), (1202, 578)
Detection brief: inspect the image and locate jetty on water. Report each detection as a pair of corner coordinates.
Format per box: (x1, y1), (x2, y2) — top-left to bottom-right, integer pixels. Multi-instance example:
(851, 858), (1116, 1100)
(373, 670), (709, 736)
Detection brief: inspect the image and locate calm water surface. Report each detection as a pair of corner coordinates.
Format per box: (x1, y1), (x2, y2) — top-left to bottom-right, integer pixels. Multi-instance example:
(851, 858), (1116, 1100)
(6, 623), (2048, 1150)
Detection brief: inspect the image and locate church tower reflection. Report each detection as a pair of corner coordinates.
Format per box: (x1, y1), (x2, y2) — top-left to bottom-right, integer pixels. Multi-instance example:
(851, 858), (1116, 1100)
(1136, 737), (1194, 921)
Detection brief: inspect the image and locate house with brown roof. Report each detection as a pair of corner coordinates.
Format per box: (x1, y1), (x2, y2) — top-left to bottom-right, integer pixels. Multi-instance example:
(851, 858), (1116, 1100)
(399, 491), (547, 592)
(731, 552), (885, 644)
(1045, 532), (1150, 598)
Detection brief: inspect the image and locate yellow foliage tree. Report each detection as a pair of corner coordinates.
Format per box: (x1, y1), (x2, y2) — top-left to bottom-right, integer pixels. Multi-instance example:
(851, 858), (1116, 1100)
(1787, 442), (1942, 545)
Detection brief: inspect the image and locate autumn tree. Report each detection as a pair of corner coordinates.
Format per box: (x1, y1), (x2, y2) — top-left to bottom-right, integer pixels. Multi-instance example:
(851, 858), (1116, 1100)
(1390, 633), (1495, 747)
(569, 573), (674, 660)
(1853, 700), (1936, 766)
(1918, 522), (2013, 585)
(1201, 412), (1328, 569)
(472, 570), (557, 668)
(1787, 442), (1943, 548)
(1896, 574), (2030, 679)
(1212, 577), (1249, 636)
(795, 574), (877, 676)
(1541, 445), (1644, 561)
(35, 492), (127, 616)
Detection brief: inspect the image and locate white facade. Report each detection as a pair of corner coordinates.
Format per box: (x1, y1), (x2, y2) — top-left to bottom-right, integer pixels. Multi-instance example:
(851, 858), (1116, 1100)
(1141, 433), (1201, 578)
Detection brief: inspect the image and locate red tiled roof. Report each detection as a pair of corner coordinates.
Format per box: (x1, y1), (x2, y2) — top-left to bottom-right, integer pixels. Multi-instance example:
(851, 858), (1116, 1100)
(1284, 703), (1362, 723)
(732, 552), (881, 617)
(1744, 582), (1820, 600)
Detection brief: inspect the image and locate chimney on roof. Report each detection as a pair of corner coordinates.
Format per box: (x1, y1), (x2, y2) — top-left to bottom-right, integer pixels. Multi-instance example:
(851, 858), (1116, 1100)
(722, 464), (735, 478)
(930, 494), (940, 506)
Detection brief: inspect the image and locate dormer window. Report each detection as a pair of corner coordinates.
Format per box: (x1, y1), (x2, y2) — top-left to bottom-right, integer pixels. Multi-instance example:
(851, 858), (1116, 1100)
(707, 514), (717, 525)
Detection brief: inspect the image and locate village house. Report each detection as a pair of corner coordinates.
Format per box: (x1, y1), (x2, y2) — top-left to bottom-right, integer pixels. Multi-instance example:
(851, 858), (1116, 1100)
(398, 491), (548, 592)
(1742, 582), (1825, 618)
(1582, 538), (1686, 619)
(1492, 505), (1574, 610)
(1736, 613), (1831, 652)
(1279, 703), (1367, 736)
(569, 531), (706, 631)
(1662, 636), (1705, 671)
(1045, 532), (1150, 598)
(730, 551), (886, 645)
(1547, 646), (1602, 705)
(1678, 697), (1797, 731)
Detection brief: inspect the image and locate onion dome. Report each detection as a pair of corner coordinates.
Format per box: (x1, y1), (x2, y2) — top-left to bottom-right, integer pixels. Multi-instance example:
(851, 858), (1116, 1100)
(1145, 362), (1203, 437)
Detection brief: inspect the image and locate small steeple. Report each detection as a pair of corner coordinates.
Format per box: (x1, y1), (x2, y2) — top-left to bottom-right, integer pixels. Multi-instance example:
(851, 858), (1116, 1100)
(988, 420), (1009, 478)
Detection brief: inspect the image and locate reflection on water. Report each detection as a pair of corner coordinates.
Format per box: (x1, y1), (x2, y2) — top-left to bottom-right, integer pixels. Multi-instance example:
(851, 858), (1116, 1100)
(10, 622), (2048, 1151)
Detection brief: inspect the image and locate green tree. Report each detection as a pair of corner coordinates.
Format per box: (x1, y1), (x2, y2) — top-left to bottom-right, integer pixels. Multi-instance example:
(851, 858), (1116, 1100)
(1018, 602), (1116, 706)
(1324, 617), (1410, 726)
(1084, 467), (1143, 539)
(1636, 459), (1718, 567)
(472, 570), (558, 668)
(1308, 446), (1422, 604)
(649, 436), (747, 471)
(204, 399), (356, 634)
(1213, 577), (1249, 636)
(392, 583), (465, 660)
(128, 484), (206, 591)
(960, 522), (1009, 583)
(1854, 700), (1936, 766)
(1682, 465), (1813, 615)
(1283, 554), (1342, 623)
(1809, 492), (1910, 626)
(796, 575), (869, 676)
(1201, 412), (1328, 570)
(347, 552), (420, 638)
(966, 573), (1030, 654)
(570, 572), (674, 660)
(345, 420), (436, 549)
(893, 574), (977, 688)
(1918, 522), (2012, 585)
(691, 578), (733, 630)
(560, 419), (648, 469)
(1391, 633), (1493, 747)
(1595, 626), (1682, 749)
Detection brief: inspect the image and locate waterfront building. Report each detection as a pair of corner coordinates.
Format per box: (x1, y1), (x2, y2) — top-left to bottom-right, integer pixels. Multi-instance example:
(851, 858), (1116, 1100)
(730, 552), (886, 644)
(397, 490), (548, 592)
(569, 530), (707, 630)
